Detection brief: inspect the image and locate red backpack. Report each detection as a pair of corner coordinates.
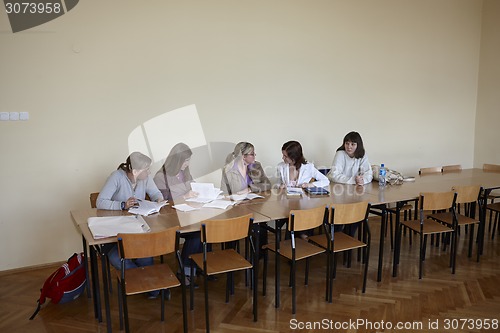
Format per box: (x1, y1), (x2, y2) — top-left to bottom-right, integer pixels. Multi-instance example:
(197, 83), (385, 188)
(30, 252), (87, 320)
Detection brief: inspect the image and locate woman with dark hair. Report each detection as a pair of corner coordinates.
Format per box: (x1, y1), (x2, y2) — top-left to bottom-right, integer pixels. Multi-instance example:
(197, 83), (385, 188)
(277, 140), (328, 188)
(154, 142), (198, 201)
(221, 141), (271, 195)
(327, 131), (373, 185)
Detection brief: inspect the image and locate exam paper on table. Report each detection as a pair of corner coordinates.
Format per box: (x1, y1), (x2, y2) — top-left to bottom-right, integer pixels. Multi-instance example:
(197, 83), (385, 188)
(229, 193), (264, 201)
(172, 204), (199, 212)
(186, 183), (223, 203)
(202, 200), (236, 210)
(87, 215), (150, 239)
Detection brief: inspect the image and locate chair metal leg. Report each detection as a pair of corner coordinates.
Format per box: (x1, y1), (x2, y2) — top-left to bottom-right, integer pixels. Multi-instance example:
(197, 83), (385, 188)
(204, 273), (210, 333)
(291, 258), (296, 315)
(161, 289), (165, 321)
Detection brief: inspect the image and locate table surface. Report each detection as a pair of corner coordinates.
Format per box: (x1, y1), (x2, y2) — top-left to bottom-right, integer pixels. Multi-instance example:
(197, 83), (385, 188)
(72, 168), (500, 245)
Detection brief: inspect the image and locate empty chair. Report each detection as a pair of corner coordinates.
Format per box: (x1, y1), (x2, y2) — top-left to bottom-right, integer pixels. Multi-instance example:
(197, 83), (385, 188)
(90, 192), (99, 208)
(117, 228), (187, 333)
(428, 185), (482, 261)
(442, 164), (462, 173)
(419, 167), (442, 175)
(395, 191), (457, 279)
(308, 201), (371, 302)
(263, 205), (327, 314)
(189, 214), (254, 332)
(484, 164), (500, 229)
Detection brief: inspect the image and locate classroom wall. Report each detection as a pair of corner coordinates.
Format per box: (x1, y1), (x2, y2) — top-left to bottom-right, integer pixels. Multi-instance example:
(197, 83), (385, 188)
(474, 0), (500, 166)
(0, 0), (485, 270)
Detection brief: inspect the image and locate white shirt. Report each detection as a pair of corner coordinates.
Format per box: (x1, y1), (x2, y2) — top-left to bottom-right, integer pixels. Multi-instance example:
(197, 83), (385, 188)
(327, 150), (373, 185)
(277, 162), (329, 188)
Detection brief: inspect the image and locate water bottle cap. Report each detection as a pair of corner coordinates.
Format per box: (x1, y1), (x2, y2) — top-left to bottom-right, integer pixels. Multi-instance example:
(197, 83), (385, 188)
(381, 163), (385, 167)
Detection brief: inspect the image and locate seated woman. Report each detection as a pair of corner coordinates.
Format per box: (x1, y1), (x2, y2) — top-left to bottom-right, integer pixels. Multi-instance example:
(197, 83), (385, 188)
(327, 131), (373, 186)
(277, 140), (329, 188)
(96, 152), (164, 298)
(221, 142), (271, 195)
(278, 141), (329, 239)
(153, 143), (200, 285)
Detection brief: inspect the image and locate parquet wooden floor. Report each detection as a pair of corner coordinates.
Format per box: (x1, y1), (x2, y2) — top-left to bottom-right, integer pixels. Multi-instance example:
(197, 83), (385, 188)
(1, 217), (500, 333)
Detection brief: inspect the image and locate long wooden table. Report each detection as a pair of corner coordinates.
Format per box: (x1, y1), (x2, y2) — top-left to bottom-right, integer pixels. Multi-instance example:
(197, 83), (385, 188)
(71, 168), (500, 330)
(71, 205), (269, 333)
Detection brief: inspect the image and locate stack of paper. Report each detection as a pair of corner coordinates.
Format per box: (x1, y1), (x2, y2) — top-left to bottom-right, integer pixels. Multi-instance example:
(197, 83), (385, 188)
(286, 187), (303, 197)
(87, 215), (150, 239)
(186, 183), (223, 203)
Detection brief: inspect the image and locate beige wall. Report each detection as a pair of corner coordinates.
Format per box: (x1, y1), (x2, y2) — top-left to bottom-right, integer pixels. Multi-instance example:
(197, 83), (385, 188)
(475, 0), (500, 166)
(0, 0), (486, 270)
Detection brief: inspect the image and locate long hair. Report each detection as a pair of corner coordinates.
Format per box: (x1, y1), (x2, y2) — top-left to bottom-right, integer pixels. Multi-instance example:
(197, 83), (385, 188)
(282, 140), (306, 170)
(163, 143), (193, 177)
(336, 131), (365, 159)
(225, 142), (254, 164)
(117, 152), (151, 172)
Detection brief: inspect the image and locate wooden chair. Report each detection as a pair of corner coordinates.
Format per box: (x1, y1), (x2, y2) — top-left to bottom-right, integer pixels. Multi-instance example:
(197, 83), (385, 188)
(117, 228), (186, 333)
(263, 206), (327, 314)
(484, 164), (500, 231)
(442, 164), (462, 173)
(190, 214), (254, 333)
(89, 192), (99, 208)
(309, 201), (371, 302)
(487, 202), (500, 239)
(396, 191), (457, 279)
(419, 166), (442, 175)
(428, 185), (482, 261)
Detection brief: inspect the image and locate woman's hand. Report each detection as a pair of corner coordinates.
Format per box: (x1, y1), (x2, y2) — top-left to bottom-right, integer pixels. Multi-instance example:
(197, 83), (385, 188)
(125, 197), (139, 209)
(183, 191), (199, 199)
(236, 187), (250, 195)
(355, 175), (364, 186)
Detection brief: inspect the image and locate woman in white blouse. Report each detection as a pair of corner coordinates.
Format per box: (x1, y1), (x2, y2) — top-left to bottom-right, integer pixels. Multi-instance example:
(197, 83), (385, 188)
(327, 131), (373, 186)
(277, 140), (329, 188)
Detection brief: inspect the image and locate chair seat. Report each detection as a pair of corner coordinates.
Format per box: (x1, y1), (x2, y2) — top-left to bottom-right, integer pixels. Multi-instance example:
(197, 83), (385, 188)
(309, 232), (366, 252)
(265, 238), (325, 261)
(428, 212), (479, 226)
(190, 249), (252, 276)
(119, 264), (180, 295)
(487, 202), (500, 213)
(401, 219), (453, 234)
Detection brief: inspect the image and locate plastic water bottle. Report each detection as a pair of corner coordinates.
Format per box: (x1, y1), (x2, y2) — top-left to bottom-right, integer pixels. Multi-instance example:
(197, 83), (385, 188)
(379, 163), (386, 187)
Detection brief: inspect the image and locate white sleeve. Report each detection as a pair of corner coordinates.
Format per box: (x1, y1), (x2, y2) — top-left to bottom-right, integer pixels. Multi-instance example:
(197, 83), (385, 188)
(327, 151), (356, 184)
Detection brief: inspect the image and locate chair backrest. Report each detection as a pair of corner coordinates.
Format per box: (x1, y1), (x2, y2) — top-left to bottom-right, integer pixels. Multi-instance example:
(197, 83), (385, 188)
(442, 164), (462, 173)
(451, 185), (481, 205)
(419, 167), (442, 175)
(331, 201), (370, 225)
(201, 213), (253, 243)
(483, 163), (500, 172)
(118, 227), (179, 259)
(419, 191), (456, 211)
(288, 205), (327, 232)
(318, 168), (331, 176)
(90, 192), (99, 208)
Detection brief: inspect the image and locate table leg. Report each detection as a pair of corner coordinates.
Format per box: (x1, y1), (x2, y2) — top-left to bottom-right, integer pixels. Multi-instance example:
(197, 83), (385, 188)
(89, 245), (102, 321)
(252, 223), (260, 322)
(392, 202), (403, 277)
(99, 249), (112, 333)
